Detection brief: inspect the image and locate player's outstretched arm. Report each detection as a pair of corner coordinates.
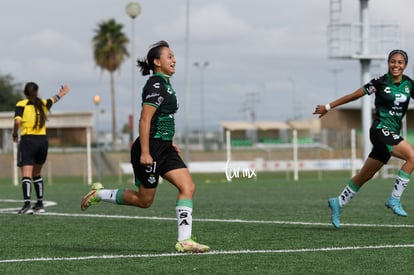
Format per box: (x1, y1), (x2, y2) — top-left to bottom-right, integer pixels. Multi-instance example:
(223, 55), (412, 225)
(313, 87), (365, 118)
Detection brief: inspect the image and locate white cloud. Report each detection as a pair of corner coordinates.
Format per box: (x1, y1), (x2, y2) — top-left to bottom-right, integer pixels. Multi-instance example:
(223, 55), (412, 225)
(153, 2), (251, 44)
(17, 30), (88, 61)
(2, 0), (414, 133)
(29, 58), (96, 81)
(190, 3), (251, 42)
(0, 58), (23, 77)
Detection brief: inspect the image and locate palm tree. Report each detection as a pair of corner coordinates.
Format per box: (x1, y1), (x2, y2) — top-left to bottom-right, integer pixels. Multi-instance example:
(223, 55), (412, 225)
(92, 18), (129, 150)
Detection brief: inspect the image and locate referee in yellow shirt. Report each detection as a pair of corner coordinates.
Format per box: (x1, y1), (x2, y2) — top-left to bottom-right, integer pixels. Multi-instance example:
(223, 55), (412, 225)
(13, 82), (69, 214)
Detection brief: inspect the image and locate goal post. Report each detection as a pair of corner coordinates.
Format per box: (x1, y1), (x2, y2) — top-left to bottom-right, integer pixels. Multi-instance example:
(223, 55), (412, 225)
(226, 130), (232, 182)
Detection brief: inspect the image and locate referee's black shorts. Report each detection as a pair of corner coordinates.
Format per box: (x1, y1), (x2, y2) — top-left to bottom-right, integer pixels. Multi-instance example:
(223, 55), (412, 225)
(130, 138), (187, 188)
(18, 135), (49, 167)
(369, 127), (403, 164)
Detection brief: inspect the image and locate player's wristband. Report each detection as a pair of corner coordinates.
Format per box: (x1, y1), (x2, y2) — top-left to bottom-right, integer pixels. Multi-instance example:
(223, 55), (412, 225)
(325, 103), (331, 111)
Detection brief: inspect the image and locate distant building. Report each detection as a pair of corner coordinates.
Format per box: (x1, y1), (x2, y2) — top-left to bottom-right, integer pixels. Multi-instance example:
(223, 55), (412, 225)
(221, 119), (321, 147)
(0, 111), (94, 153)
(320, 102), (414, 148)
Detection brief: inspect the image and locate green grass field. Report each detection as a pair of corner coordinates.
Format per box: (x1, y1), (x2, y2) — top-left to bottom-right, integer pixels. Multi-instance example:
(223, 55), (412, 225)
(0, 172), (413, 274)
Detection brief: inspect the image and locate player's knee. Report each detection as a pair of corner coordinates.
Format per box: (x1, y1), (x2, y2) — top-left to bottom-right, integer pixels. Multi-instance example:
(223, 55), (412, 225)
(190, 181), (196, 192)
(407, 154), (414, 166)
(137, 197), (154, 208)
(138, 201), (153, 208)
(184, 181), (196, 196)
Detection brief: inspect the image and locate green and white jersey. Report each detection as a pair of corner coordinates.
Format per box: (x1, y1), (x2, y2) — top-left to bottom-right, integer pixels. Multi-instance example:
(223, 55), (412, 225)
(141, 72), (178, 141)
(363, 73), (414, 134)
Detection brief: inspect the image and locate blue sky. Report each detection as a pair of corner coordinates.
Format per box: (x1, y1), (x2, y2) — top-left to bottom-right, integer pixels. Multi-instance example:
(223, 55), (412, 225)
(1, 0), (413, 133)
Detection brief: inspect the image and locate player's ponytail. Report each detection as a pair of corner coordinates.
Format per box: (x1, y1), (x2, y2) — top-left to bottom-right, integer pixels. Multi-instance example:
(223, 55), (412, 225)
(23, 82), (47, 129)
(136, 58), (151, 76)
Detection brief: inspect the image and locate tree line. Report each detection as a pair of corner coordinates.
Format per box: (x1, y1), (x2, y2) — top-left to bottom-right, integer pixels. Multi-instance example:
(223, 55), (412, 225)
(0, 74), (23, 111)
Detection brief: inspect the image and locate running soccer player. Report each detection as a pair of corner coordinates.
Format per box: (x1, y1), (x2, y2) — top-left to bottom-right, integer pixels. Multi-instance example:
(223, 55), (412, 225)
(81, 41), (210, 253)
(313, 49), (414, 228)
(13, 82), (70, 214)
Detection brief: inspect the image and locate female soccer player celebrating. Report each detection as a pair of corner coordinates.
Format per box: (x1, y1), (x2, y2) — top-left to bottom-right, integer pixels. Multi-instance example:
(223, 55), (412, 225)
(313, 49), (414, 228)
(81, 41), (210, 253)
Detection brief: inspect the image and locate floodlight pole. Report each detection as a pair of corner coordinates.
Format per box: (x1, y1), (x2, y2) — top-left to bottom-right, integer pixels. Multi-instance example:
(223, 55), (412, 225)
(93, 95), (102, 181)
(125, 2), (141, 143)
(183, 0), (191, 162)
(360, 0), (372, 160)
(193, 61), (209, 150)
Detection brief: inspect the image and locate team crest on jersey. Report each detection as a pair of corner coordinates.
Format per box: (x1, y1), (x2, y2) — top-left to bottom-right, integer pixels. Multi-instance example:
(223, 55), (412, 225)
(167, 87), (173, 94)
(405, 85), (410, 93)
(367, 85), (376, 94)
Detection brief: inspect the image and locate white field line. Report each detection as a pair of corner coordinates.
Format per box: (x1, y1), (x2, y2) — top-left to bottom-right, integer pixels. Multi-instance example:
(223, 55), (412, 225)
(33, 212), (414, 228)
(1, 199), (414, 264)
(1, 244), (414, 263)
(0, 199), (57, 212)
(1, 199), (414, 228)
(1, 203), (414, 228)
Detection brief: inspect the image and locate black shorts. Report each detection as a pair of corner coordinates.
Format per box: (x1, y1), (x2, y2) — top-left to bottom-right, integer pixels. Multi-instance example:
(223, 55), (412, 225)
(130, 138), (187, 188)
(18, 135), (49, 167)
(369, 127), (403, 164)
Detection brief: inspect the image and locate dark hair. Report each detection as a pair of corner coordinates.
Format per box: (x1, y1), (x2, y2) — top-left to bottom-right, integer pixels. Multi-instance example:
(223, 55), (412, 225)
(388, 49), (408, 64)
(136, 40), (170, 76)
(24, 82), (47, 129)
